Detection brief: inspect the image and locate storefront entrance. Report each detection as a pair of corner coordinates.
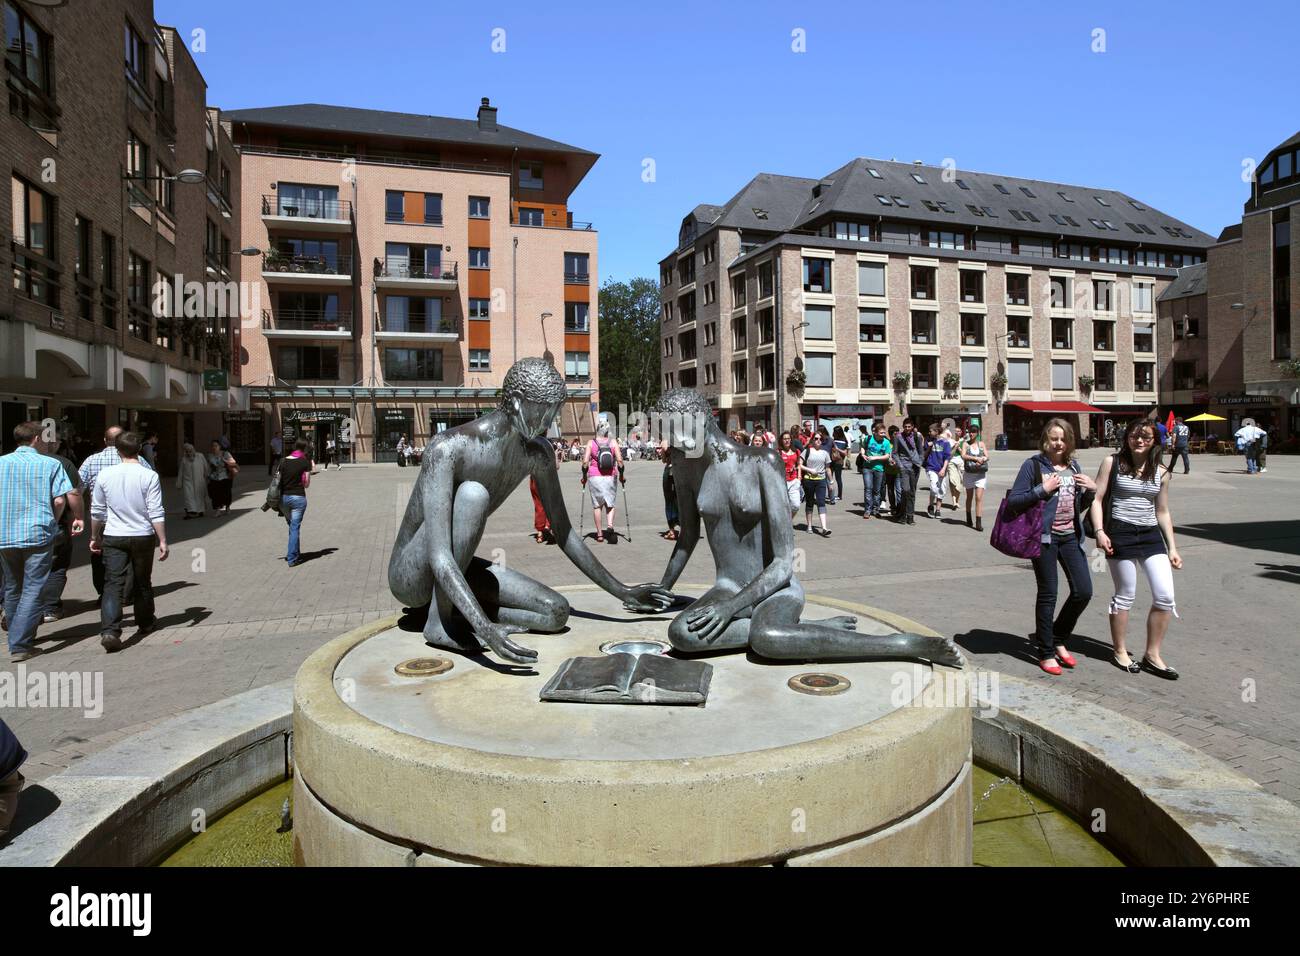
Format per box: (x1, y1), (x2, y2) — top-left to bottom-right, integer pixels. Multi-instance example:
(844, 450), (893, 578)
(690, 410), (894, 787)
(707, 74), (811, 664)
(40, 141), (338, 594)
(376, 407), (415, 463)
(283, 408), (348, 465)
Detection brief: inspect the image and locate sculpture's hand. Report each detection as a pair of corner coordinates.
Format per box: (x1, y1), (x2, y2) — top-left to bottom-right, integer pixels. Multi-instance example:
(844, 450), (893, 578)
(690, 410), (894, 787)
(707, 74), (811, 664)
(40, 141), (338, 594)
(685, 600), (737, 644)
(475, 622), (538, 665)
(622, 582), (675, 613)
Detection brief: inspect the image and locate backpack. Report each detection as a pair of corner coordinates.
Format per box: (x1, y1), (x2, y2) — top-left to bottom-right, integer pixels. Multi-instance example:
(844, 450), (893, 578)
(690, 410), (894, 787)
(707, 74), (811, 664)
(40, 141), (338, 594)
(594, 439), (616, 475)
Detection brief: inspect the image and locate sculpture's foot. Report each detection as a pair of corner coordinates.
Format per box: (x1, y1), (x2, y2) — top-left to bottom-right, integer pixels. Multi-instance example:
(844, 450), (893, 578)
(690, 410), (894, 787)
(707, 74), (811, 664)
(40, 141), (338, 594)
(920, 635), (965, 669)
(422, 612), (480, 655)
(820, 615), (858, 631)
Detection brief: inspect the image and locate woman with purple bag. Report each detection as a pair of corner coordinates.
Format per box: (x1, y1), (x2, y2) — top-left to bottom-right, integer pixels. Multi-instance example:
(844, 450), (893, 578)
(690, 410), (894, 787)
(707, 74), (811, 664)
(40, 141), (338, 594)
(1004, 418), (1097, 675)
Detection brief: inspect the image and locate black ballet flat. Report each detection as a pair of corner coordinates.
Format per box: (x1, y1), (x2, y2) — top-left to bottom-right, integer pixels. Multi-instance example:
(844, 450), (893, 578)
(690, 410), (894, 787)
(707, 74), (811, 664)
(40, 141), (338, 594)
(1111, 654), (1141, 674)
(1141, 656), (1180, 680)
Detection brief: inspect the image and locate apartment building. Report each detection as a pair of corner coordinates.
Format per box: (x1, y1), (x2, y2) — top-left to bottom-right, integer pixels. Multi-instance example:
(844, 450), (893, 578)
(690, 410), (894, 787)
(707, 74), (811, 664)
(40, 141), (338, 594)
(1, 0), (243, 466)
(659, 159), (1212, 448)
(228, 99), (599, 463)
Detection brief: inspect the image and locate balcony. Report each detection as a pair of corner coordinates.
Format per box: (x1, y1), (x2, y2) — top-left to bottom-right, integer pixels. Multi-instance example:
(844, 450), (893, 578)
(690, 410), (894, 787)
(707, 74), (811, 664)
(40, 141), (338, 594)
(511, 213), (594, 231)
(376, 313), (459, 343)
(261, 195), (353, 233)
(374, 257), (458, 291)
(262, 253), (352, 286)
(565, 270), (591, 286)
(262, 309), (353, 340)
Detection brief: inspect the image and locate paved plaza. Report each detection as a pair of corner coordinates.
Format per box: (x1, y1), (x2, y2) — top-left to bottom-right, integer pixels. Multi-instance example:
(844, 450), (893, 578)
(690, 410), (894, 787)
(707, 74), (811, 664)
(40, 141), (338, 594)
(4, 447), (1299, 806)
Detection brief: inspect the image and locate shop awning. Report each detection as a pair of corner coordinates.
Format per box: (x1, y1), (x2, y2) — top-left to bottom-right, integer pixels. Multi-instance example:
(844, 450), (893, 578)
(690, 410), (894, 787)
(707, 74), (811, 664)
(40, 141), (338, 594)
(1007, 401), (1105, 414)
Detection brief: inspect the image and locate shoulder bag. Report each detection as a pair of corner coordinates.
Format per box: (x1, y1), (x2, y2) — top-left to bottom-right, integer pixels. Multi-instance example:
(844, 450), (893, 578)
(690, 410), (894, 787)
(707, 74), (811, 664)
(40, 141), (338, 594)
(989, 465), (1043, 559)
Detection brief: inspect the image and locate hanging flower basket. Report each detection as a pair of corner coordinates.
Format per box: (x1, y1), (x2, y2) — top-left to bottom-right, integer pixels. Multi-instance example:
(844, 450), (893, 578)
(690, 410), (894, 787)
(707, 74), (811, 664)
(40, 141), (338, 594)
(942, 371), (961, 396)
(785, 368), (806, 395)
(1078, 374), (1095, 394)
(892, 370), (911, 392)
(990, 371), (1008, 392)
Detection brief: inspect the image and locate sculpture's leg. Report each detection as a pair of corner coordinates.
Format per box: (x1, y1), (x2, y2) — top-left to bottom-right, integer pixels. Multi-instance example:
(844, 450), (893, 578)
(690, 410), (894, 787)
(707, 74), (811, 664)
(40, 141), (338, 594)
(749, 580), (964, 666)
(666, 584), (752, 652)
(464, 558), (570, 633)
(421, 481), (490, 651)
(389, 483), (435, 607)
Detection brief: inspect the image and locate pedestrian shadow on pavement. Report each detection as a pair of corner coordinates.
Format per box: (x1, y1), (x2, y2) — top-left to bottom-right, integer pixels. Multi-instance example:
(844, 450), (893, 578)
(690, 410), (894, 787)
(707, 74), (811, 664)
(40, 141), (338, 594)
(119, 606), (214, 650)
(1177, 520), (1300, 557)
(34, 582), (201, 653)
(1257, 562), (1300, 585)
(292, 548), (338, 565)
(954, 628), (1112, 666)
(1, 782), (60, 849)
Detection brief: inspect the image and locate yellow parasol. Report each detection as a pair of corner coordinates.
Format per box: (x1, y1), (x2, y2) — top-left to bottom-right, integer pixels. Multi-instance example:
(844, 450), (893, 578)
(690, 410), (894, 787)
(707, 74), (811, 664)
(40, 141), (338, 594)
(1184, 412), (1226, 438)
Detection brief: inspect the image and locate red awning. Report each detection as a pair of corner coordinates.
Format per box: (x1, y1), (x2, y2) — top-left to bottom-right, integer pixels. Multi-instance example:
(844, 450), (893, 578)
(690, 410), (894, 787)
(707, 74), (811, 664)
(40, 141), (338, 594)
(1007, 401), (1105, 414)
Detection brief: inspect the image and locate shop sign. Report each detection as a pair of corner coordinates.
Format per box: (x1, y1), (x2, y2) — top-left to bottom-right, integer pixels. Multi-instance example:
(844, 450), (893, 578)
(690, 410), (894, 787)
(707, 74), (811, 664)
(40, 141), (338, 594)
(1215, 392), (1281, 406)
(202, 369), (228, 390)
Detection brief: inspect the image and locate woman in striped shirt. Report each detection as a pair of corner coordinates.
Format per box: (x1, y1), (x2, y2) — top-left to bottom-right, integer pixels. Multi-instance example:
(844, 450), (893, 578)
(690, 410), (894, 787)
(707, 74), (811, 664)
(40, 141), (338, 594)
(1091, 419), (1184, 679)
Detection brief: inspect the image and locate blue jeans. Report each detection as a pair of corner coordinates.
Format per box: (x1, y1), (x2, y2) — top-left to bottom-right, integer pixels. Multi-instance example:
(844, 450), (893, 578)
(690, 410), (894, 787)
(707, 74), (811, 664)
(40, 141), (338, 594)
(284, 495), (307, 564)
(1, 545), (55, 653)
(1029, 532), (1093, 660)
(100, 535), (157, 639)
(862, 469), (885, 515)
(1245, 451), (1259, 473)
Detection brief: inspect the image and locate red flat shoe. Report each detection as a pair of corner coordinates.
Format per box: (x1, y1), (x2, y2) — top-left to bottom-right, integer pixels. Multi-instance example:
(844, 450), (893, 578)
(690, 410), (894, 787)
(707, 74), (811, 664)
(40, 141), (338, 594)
(1038, 657), (1063, 676)
(1055, 647), (1077, 668)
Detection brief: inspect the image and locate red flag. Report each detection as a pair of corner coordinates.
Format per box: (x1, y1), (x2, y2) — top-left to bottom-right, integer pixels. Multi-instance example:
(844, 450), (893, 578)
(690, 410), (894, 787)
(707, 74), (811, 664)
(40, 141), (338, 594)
(1165, 410), (1175, 441)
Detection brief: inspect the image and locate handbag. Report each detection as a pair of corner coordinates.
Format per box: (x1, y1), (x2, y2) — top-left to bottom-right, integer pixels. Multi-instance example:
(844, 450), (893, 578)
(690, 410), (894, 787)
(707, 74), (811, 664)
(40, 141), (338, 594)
(225, 456), (240, 478)
(963, 442), (988, 474)
(990, 491), (1043, 559)
(263, 460), (284, 512)
(1083, 455), (1117, 539)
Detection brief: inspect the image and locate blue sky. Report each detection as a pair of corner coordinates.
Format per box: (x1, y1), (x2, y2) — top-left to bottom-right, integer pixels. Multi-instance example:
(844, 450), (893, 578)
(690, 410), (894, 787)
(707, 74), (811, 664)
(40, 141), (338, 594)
(159, 0), (1297, 283)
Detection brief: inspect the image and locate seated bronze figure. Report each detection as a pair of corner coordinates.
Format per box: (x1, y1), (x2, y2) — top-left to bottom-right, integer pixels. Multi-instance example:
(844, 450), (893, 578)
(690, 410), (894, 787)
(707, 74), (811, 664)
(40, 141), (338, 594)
(388, 358), (670, 664)
(652, 388), (962, 666)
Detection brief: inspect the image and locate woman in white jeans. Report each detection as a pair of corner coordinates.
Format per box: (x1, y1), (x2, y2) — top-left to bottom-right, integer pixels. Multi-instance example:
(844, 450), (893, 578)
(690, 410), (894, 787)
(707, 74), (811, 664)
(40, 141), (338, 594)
(1090, 419), (1184, 679)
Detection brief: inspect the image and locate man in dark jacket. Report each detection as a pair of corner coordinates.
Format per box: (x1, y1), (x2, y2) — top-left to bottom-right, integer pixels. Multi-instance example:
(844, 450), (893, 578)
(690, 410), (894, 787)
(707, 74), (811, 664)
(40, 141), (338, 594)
(891, 418), (926, 525)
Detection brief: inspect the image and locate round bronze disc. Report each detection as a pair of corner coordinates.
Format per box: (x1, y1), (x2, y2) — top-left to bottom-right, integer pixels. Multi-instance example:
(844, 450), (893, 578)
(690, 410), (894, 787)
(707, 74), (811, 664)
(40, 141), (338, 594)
(395, 657), (454, 677)
(788, 672), (851, 696)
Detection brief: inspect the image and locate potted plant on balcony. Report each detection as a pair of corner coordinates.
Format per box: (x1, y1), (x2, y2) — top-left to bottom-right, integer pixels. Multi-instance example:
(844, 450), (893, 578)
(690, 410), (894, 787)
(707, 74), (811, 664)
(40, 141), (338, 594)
(1283, 358), (1300, 380)
(942, 371), (961, 397)
(1078, 374), (1095, 395)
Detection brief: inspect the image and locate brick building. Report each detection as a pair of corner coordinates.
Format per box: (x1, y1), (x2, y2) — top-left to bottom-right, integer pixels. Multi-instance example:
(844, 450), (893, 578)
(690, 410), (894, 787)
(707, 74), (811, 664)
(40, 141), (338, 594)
(659, 160), (1212, 449)
(1158, 132), (1299, 442)
(1, 0), (243, 468)
(226, 99), (600, 463)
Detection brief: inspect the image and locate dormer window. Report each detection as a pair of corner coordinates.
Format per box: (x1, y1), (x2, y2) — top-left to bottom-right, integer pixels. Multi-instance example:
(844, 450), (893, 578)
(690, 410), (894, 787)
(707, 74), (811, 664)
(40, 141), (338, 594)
(891, 195), (909, 207)
(911, 172), (927, 184)
(1020, 186), (1036, 198)
(955, 179), (970, 190)
(867, 167), (883, 179)
(519, 161), (544, 190)
(1128, 199), (1146, 210)
(994, 184), (1010, 195)
(1094, 196), (1111, 206)
(1059, 192), (1075, 202)
(875, 194), (892, 206)
(751, 207), (769, 220)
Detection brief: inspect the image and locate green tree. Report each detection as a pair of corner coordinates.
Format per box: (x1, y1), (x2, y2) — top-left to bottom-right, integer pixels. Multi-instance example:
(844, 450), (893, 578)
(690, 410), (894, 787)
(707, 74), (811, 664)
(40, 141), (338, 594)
(597, 277), (661, 414)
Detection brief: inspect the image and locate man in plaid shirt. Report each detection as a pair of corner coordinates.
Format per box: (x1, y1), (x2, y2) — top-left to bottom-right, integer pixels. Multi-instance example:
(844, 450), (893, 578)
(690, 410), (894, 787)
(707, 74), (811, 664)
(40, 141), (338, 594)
(0, 421), (73, 661)
(79, 425), (152, 599)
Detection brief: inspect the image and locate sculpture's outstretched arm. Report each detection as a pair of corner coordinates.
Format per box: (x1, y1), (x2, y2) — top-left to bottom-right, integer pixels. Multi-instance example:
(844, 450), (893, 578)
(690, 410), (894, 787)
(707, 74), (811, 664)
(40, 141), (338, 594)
(658, 465), (700, 591)
(531, 441), (670, 612)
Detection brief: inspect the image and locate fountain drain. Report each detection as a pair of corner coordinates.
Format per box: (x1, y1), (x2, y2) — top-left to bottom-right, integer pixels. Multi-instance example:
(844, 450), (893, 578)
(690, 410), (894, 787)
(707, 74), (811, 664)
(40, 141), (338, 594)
(395, 657), (454, 677)
(788, 673), (851, 696)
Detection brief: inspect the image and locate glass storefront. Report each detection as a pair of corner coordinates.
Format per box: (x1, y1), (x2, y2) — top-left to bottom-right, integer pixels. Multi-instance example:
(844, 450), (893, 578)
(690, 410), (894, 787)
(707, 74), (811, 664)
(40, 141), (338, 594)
(283, 408), (348, 464)
(376, 407), (414, 463)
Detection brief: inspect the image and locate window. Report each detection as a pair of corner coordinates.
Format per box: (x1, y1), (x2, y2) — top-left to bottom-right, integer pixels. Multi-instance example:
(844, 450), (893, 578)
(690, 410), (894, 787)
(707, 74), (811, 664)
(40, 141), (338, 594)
(154, 163), (174, 213)
(1132, 283), (1153, 313)
(756, 307), (774, 344)
(757, 354), (775, 391)
(994, 183), (1010, 195)
(1175, 311), (1200, 339)
(1049, 276), (1072, 309)
(1059, 192), (1075, 203)
(663, 337), (673, 358)
(384, 296), (446, 334)
(803, 257), (832, 293)
(5, 3), (53, 97)
(75, 215), (92, 278)
(955, 179), (970, 190)
(704, 362), (717, 385)
(385, 348), (444, 381)
(279, 346), (339, 380)
(731, 273), (746, 306)
(858, 261), (885, 296)
(385, 241), (442, 278)
(1007, 358), (1031, 390)
(126, 129), (148, 180)
(732, 317), (746, 350)
(805, 354), (834, 387)
(911, 311), (936, 344)
(385, 191), (404, 222)
(469, 349), (491, 372)
(875, 194), (892, 206)
(1094, 280), (1114, 312)
(565, 301), (590, 332)
(1051, 318), (1073, 349)
(1094, 196), (1111, 207)
(910, 266), (935, 299)
(926, 229), (964, 249)
(679, 367), (697, 388)
(101, 231), (117, 327)
(867, 167), (883, 179)
(124, 20), (148, 88)
(467, 297), (490, 319)
(757, 261), (773, 298)
(702, 280), (716, 305)
(859, 354), (886, 389)
(1006, 273), (1029, 306)
(516, 206), (543, 226)
(1133, 326), (1154, 354)
(960, 270), (984, 303)
(732, 360), (747, 393)
(1134, 363), (1155, 392)
(703, 321), (716, 346)
(127, 251), (149, 307)
(893, 195), (910, 207)
(1172, 360), (1197, 390)
(664, 372), (674, 390)
(960, 313), (984, 346)
(424, 193), (443, 224)
(564, 252), (589, 284)
(469, 196), (490, 218)
(678, 291), (695, 323)
(1094, 361), (1116, 391)
(678, 330), (696, 360)
(564, 351), (589, 380)
(1051, 360), (1074, 391)
(702, 241), (716, 265)
(1007, 315), (1030, 348)
(911, 172), (927, 184)
(154, 271), (174, 349)
(1020, 186), (1036, 198)
(663, 300), (674, 322)
(1093, 320), (1115, 352)
(804, 304), (833, 339)
(859, 308), (886, 342)
(519, 161), (544, 190)
(677, 255), (695, 285)
(912, 356), (937, 389)
(469, 247), (490, 269)
(960, 358), (985, 389)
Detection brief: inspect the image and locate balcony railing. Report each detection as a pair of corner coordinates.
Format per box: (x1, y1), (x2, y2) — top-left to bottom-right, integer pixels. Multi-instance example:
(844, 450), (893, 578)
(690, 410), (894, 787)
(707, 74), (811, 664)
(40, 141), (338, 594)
(262, 195), (353, 221)
(377, 258), (458, 281)
(263, 309), (353, 333)
(512, 214), (595, 231)
(263, 253), (352, 276)
(379, 315), (459, 335)
(238, 143), (508, 175)
(564, 271), (590, 285)
(564, 320), (590, 333)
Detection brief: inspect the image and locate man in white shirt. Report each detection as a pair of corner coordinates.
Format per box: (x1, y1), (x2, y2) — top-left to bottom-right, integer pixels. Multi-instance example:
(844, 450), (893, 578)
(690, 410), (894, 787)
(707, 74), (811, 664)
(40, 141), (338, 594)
(79, 425), (153, 600)
(1235, 420), (1266, 476)
(89, 431), (169, 652)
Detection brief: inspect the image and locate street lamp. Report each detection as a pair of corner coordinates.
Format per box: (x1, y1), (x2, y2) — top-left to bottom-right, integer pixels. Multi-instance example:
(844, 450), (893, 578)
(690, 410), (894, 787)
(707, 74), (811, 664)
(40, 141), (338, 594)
(121, 168), (205, 185)
(540, 312), (554, 368)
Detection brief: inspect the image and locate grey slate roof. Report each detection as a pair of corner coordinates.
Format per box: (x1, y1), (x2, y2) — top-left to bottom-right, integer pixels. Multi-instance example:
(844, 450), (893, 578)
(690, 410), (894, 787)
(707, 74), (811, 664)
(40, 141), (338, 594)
(1156, 262), (1208, 301)
(684, 157), (1213, 253)
(223, 103), (597, 157)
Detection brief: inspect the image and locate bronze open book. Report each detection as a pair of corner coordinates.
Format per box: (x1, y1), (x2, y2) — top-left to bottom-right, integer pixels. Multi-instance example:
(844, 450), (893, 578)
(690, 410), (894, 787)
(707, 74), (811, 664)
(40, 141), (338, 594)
(539, 654), (712, 706)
